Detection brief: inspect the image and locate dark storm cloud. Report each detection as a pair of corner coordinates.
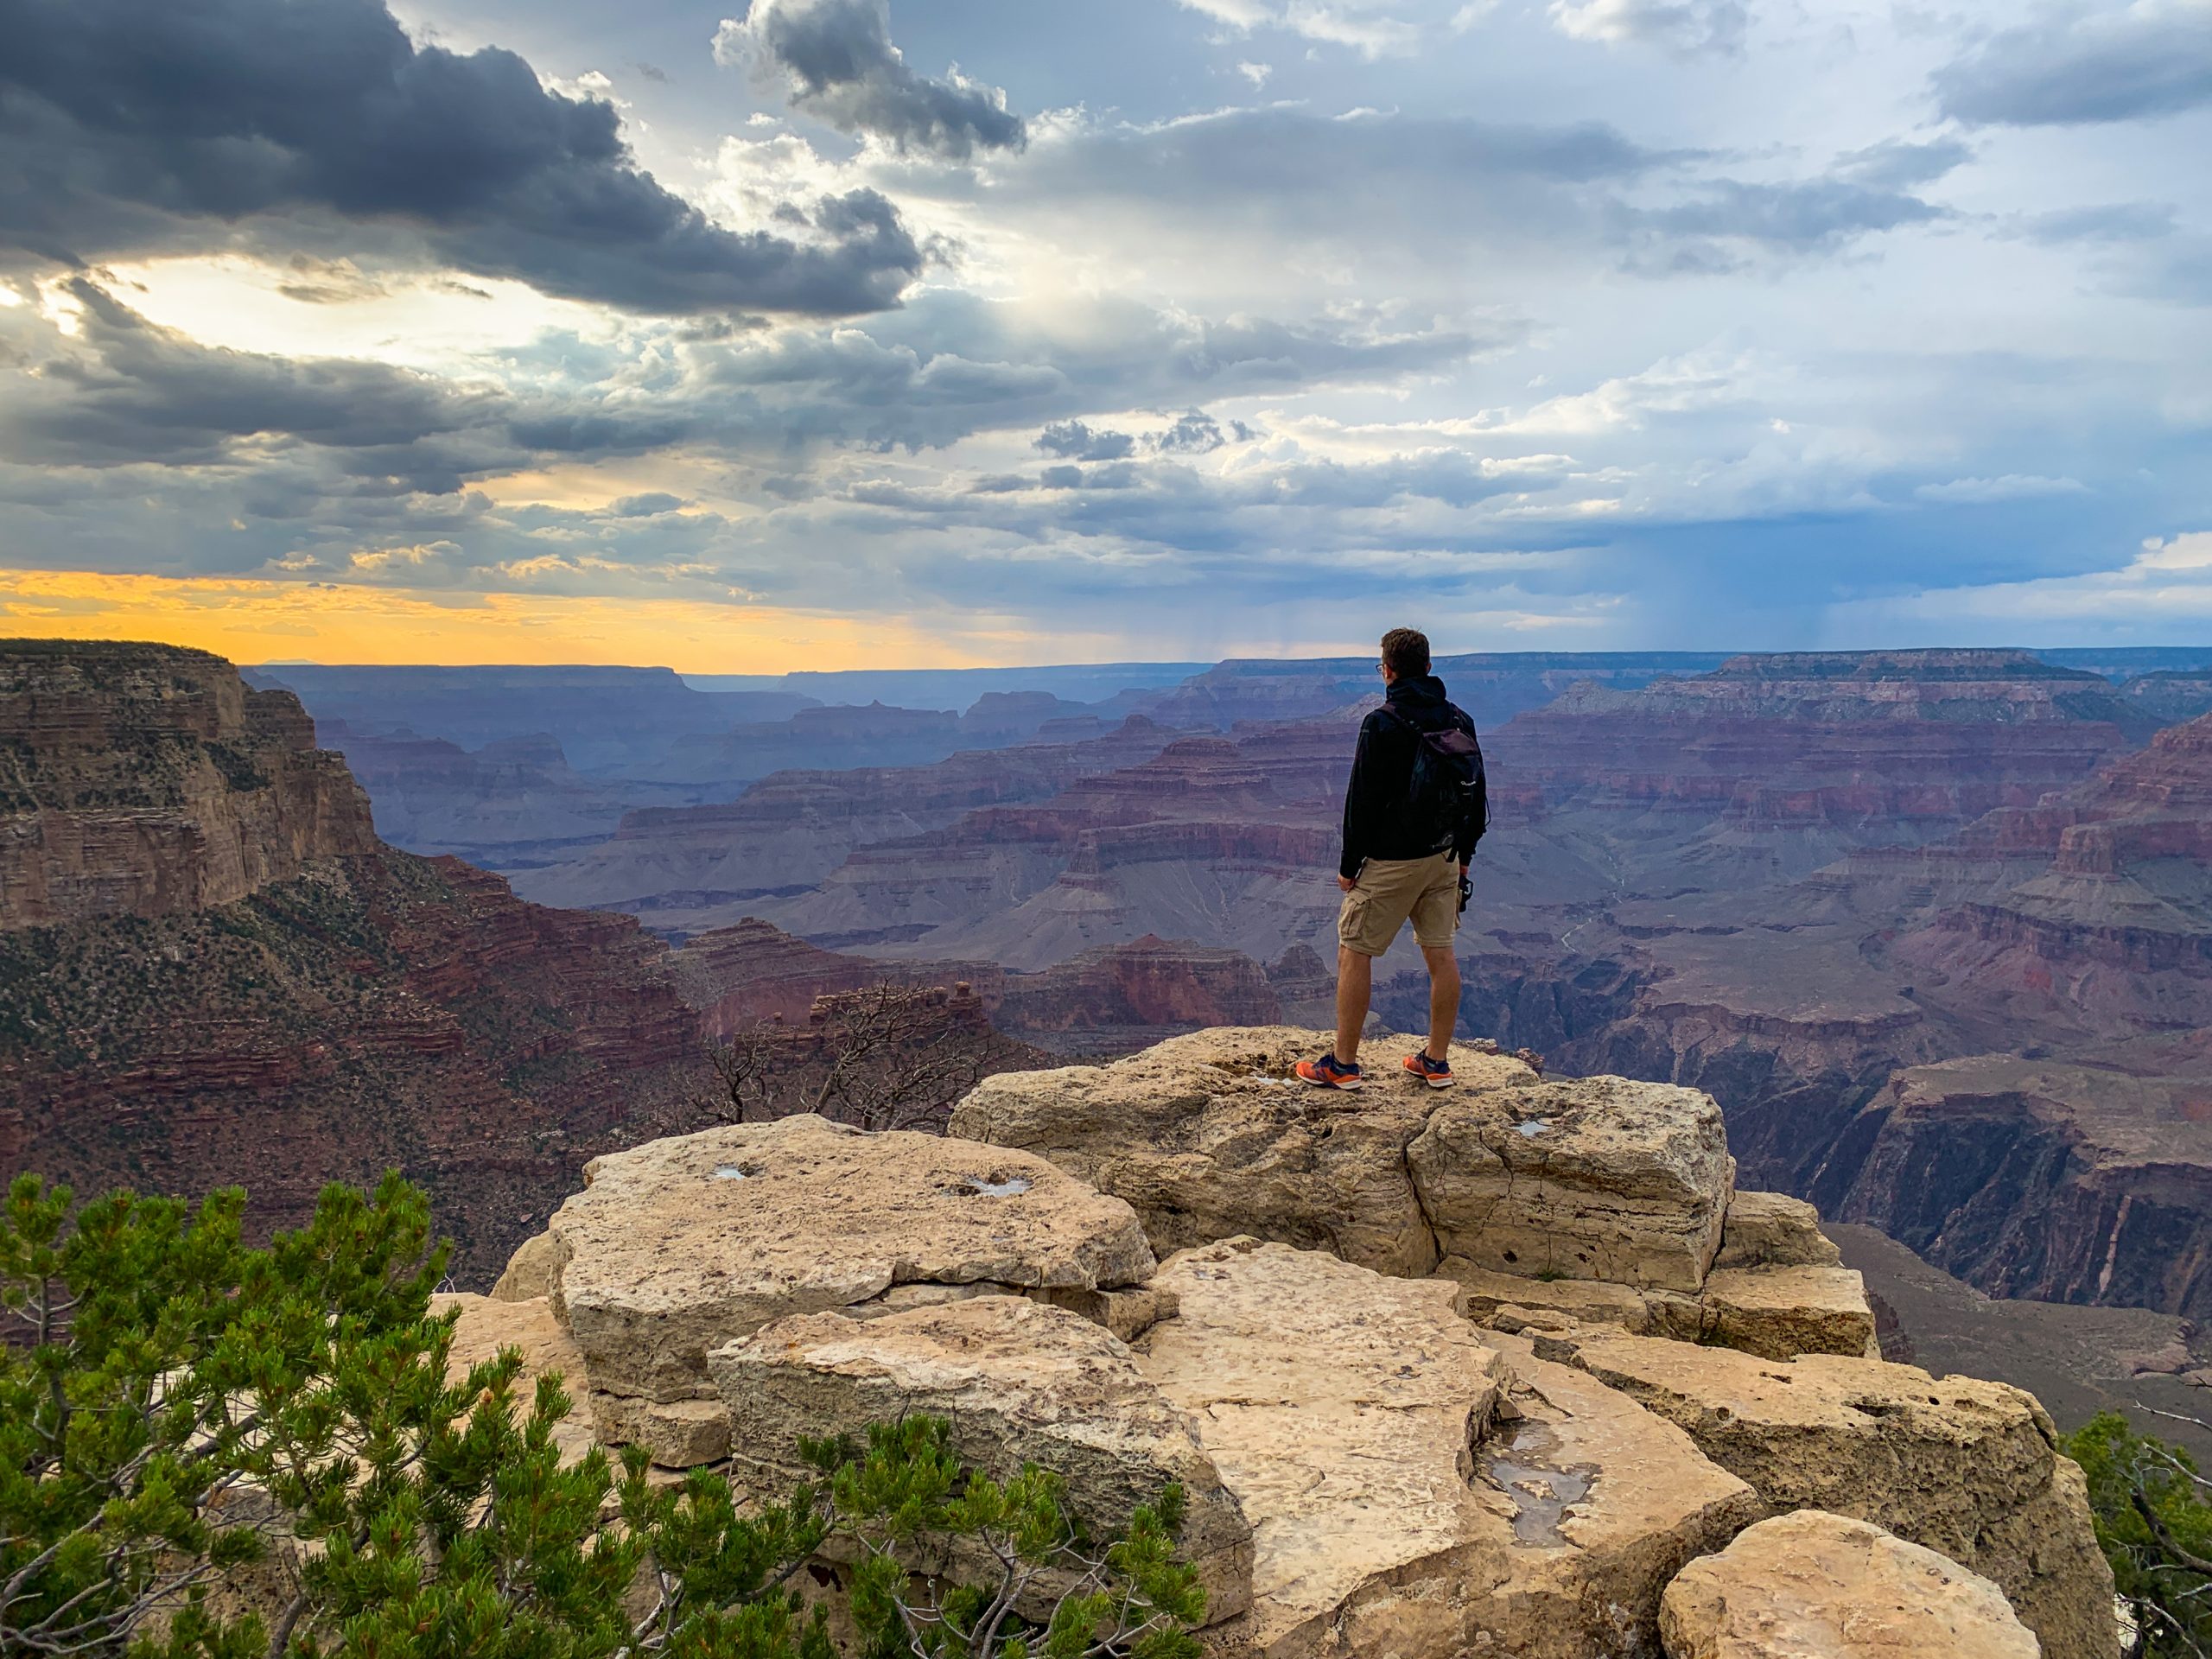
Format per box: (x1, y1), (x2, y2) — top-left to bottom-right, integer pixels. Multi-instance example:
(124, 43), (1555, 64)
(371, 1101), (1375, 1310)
(696, 294), (1501, 451)
(612, 492), (689, 517)
(0, 0), (923, 315)
(1934, 6), (2212, 127)
(0, 280), (508, 474)
(1150, 410), (1252, 454)
(1035, 420), (1135, 461)
(1630, 174), (1953, 257)
(717, 0), (1026, 160)
(989, 106), (1950, 270)
(828, 446), (1554, 574)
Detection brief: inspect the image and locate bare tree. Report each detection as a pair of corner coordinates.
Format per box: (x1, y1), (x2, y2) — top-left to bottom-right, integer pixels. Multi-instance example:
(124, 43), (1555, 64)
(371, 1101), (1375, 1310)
(701, 981), (1033, 1134)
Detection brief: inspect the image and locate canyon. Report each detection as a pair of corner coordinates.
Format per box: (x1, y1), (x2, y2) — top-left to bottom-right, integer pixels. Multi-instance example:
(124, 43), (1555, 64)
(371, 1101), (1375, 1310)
(458, 646), (2212, 1338)
(21, 635), (2212, 1431)
(0, 643), (1042, 1283)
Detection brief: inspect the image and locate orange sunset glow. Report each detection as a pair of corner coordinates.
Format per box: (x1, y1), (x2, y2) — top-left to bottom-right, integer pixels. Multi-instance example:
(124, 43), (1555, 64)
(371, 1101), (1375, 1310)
(0, 569), (1018, 672)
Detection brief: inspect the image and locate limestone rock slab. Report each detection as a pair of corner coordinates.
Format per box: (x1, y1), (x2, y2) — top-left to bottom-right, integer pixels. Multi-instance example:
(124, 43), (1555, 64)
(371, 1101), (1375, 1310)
(1660, 1510), (2039, 1659)
(1696, 1266), (1876, 1361)
(709, 1296), (1254, 1622)
(1138, 1238), (1758, 1659)
(491, 1229), (568, 1302)
(949, 1026), (1533, 1277)
(1713, 1190), (1842, 1271)
(1540, 1326), (2117, 1659)
(1442, 1258), (1701, 1341)
(432, 1293), (596, 1467)
(1445, 1261), (1876, 1360)
(1406, 1074), (1732, 1292)
(588, 1394), (732, 1467)
(548, 1114), (1156, 1408)
(1474, 1338), (1766, 1659)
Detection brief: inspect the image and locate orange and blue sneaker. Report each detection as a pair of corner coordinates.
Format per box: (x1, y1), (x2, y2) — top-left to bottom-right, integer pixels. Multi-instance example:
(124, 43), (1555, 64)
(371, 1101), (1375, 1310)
(1294, 1052), (1363, 1090)
(1402, 1052), (1455, 1089)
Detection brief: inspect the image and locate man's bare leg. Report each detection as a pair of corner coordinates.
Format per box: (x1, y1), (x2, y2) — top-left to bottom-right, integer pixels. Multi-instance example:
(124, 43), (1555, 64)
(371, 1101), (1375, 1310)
(1335, 945), (1374, 1065)
(1421, 944), (1460, 1061)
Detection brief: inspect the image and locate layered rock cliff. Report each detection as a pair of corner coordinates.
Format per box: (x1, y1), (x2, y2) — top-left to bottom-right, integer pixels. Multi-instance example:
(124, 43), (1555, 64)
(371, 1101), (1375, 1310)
(313, 720), (626, 867)
(0, 642), (721, 1280)
(512, 716), (1180, 934)
(2, 642), (378, 926)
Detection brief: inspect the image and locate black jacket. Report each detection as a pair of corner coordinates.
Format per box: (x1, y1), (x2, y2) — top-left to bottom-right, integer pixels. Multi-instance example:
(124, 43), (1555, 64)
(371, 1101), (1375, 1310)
(1338, 673), (1481, 880)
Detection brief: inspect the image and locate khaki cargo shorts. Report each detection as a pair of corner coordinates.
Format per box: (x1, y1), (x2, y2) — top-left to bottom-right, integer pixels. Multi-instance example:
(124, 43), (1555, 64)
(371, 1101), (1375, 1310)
(1338, 850), (1459, 957)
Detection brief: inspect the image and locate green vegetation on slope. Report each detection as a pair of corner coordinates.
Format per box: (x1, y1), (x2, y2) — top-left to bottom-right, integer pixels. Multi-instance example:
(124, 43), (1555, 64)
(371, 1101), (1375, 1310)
(0, 1170), (1204, 1659)
(2069, 1412), (2212, 1656)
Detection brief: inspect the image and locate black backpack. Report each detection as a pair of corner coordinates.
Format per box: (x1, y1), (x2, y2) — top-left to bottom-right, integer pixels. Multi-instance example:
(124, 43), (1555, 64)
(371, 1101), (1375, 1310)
(1389, 709), (1490, 854)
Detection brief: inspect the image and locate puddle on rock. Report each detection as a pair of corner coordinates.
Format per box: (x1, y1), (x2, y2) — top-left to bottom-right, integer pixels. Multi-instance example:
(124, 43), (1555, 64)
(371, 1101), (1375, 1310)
(1515, 1118), (1553, 1138)
(1480, 1426), (1594, 1547)
(959, 1175), (1033, 1198)
(713, 1164), (758, 1181)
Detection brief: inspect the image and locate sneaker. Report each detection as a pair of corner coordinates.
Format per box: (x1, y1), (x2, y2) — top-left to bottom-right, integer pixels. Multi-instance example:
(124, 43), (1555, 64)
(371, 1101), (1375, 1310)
(1401, 1052), (1455, 1089)
(1294, 1052), (1363, 1090)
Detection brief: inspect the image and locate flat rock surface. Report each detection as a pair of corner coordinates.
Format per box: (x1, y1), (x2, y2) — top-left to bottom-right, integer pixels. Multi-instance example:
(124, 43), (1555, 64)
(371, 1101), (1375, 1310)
(1406, 1073), (1732, 1292)
(711, 1295), (1254, 1620)
(952, 1026), (1533, 1276)
(1697, 1265), (1877, 1359)
(1442, 1258), (1690, 1338)
(549, 1114), (1156, 1402)
(1661, 1510), (2040, 1659)
(1138, 1238), (1757, 1659)
(432, 1292), (597, 1466)
(1445, 1260), (1877, 1361)
(951, 1025), (1740, 1292)
(1477, 1338), (1765, 1659)
(1540, 1326), (2117, 1659)
(1715, 1191), (1841, 1270)
(1137, 1237), (1507, 1655)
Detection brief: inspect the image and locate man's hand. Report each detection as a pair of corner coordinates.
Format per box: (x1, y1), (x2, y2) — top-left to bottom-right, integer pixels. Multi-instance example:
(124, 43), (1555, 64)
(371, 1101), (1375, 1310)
(1338, 874), (1357, 892)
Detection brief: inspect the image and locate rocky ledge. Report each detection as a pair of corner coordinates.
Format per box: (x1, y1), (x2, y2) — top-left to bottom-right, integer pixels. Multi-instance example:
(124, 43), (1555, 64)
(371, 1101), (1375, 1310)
(461, 1026), (2116, 1659)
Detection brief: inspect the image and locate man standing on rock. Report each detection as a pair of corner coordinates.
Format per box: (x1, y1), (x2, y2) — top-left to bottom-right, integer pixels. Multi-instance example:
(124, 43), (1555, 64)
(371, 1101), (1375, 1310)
(1297, 627), (1488, 1091)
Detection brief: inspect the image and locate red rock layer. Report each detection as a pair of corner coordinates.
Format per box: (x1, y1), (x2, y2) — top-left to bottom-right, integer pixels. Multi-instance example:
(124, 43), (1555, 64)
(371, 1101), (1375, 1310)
(994, 934), (1281, 1033)
(512, 717), (1180, 923)
(1489, 650), (2149, 829)
(0, 844), (714, 1283)
(1893, 711), (2212, 1027)
(0, 642), (712, 1282)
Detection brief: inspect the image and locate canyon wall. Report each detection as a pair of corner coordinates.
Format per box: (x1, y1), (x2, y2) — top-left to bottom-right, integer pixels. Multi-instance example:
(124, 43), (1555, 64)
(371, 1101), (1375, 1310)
(2, 642), (378, 928)
(0, 643), (721, 1281)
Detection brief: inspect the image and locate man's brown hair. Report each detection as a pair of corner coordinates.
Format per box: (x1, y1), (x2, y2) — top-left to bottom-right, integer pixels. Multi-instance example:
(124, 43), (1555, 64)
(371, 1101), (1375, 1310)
(1380, 627), (1431, 679)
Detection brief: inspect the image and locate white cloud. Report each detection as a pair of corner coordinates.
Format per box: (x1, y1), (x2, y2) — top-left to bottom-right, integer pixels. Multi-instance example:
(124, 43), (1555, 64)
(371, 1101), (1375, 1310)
(539, 67), (624, 106)
(1548, 0), (1747, 57)
(1173, 0), (1426, 57)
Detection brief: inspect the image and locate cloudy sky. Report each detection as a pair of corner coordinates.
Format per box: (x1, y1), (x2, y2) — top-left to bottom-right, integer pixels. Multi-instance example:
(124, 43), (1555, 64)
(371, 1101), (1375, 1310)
(2, 0), (2208, 668)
